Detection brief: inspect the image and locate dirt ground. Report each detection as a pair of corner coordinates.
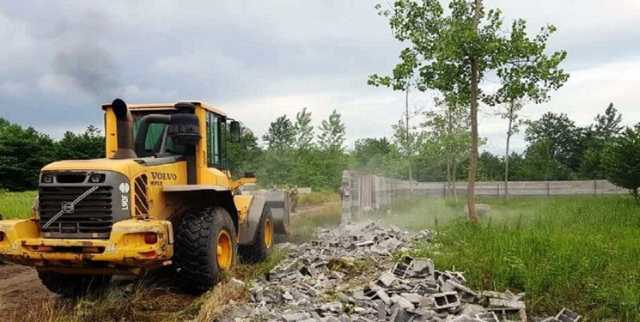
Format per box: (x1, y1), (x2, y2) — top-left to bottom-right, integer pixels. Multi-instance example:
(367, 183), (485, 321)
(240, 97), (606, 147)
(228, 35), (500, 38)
(0, 203), (340, 321)
(0, 264), (55, 319)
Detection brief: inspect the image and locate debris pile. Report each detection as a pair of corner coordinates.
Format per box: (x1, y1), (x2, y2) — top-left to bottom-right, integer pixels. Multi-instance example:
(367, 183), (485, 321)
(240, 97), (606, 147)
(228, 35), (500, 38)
(224, 222), (580, 322)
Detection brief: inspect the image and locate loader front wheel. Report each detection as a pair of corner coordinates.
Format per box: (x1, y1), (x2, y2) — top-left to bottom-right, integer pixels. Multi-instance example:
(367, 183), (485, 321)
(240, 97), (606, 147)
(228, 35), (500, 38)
(174, 207), (237, 294)
(38, 271), (111, 297)
(240, 209), (273, 263)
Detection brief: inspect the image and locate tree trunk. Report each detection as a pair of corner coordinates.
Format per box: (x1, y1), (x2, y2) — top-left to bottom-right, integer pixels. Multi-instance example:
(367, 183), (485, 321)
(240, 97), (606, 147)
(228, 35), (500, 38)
(405, 84), (413, 193)
(446, 101), (454, 198)
(452, 157), (458, 201)
(466, 0), (482, 224)
(504, 102), (513, 199)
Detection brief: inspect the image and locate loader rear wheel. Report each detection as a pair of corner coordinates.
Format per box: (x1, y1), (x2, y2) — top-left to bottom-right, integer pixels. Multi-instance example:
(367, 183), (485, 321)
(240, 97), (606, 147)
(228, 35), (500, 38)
(38, 271), (111, 298)
(174, 207), (237, 294)
(240, 209), (273, 263)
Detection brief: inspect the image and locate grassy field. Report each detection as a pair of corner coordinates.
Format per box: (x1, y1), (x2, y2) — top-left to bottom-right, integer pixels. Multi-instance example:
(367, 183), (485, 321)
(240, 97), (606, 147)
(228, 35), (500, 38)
(0, 190), (36, 219)
(385, 196), (640, 321)
(2, 190), (637, 320)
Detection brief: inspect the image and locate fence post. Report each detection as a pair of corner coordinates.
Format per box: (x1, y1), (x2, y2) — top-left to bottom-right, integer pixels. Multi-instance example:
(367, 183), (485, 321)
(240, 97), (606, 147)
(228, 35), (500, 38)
(593, 180), (597, 195)
(546, 181), (550, 197)
(340, 171), (353, 226)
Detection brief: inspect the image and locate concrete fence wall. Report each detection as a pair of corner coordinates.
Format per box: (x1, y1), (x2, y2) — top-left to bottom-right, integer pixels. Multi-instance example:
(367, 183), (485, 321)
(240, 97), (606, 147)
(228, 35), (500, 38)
(340, 170), (627, 220)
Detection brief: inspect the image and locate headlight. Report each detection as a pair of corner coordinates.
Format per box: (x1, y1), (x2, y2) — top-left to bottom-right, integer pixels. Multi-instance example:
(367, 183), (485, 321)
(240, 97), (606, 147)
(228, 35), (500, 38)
(89, 174), (105, 183)
(41, 174), (54, 184)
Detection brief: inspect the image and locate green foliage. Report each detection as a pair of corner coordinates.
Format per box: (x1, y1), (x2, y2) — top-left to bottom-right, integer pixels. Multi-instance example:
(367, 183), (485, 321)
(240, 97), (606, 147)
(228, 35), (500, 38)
(0, 118), (105, 191)
(56, 125), (105, 160)
(0, 119), (57, 190)
(226, 126), (262, 177)
(257, 110), (347, 191)
(317, 110), (346, 152)
(262, 115), (295, 151)
(294, 108), (314, 150)
(603, 124), (640, 200)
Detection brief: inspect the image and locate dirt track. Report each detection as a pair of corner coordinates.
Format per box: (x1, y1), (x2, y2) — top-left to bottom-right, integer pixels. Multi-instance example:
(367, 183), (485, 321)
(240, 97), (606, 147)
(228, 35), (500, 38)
(0, 264), (55, 319)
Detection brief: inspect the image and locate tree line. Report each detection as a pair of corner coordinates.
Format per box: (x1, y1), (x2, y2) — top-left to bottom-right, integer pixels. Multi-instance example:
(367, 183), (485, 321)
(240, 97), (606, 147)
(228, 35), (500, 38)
(0, 119), (104, 191)
(1, 103), (639, 199)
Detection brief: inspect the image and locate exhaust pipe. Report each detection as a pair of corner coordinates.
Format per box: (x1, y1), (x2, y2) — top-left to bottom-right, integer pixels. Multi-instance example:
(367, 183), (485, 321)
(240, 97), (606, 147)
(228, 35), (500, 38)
(111, 98), (137, 159)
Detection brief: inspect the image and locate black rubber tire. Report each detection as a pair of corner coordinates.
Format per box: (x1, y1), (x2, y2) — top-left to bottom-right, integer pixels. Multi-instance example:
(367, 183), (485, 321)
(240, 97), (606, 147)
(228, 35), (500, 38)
(240, 209), (274, 263)
(38, 271), (111, 298)
(174, 207), (237, 294)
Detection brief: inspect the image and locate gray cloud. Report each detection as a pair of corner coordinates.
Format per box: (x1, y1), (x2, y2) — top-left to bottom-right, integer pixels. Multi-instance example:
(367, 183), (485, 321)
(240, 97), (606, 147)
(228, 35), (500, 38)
(53, 45), (120, 98)
(0, 0), (638, 153)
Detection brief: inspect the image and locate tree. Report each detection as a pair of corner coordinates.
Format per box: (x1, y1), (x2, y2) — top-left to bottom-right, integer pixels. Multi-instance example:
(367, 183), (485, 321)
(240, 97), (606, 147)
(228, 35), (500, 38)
(293, 108), (314, 150)
(603, 124), (640, 201)
(226, 125), (262, 177)
(421, 96), (469, 199)
(525, 112), (585, 175)
(56, 125), (105, 160)
(317, 110), (346, 152)
(263, 115), (295, 151)
(498, 100), (524, 197)
(371, 0), (568, 223)
(0, 118), (56, 190)
(351, 138), (394, 175)
(580, 103), (623, 179)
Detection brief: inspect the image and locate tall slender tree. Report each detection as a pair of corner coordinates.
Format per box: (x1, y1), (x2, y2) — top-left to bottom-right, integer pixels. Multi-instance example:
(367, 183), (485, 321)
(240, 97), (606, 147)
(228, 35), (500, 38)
(318, 110), (346, 152)
(370, 0), (568, 223)
(294, 108), (314, 150)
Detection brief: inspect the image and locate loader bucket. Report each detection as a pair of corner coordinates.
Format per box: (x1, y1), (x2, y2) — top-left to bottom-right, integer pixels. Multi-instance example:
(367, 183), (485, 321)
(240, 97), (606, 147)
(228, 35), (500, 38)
(264, 191), (290, 235)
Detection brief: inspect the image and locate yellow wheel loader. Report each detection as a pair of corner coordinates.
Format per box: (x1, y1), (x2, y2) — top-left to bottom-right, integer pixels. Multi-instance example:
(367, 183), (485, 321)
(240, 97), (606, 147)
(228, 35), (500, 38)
(0, 99), (290, 295)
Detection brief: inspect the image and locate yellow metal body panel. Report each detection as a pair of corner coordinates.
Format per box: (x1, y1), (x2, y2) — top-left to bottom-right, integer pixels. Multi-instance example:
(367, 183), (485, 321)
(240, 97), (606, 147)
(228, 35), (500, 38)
(0, 219), (173, 271)
(233, 195), (252, 225)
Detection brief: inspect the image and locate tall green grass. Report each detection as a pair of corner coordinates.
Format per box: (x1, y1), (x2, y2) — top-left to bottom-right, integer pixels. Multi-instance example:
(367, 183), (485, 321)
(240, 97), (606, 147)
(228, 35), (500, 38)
(0, 190), (36, 219)
(399, 196), (640, 321)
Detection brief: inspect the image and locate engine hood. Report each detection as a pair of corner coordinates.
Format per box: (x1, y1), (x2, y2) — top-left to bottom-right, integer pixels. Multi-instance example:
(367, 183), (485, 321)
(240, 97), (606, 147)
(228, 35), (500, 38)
(41, 158), (144, 178)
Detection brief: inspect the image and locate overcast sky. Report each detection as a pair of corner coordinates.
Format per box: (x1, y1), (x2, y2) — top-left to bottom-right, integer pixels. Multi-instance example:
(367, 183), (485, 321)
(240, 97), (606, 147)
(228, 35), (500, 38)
(1, 0), (639, 154)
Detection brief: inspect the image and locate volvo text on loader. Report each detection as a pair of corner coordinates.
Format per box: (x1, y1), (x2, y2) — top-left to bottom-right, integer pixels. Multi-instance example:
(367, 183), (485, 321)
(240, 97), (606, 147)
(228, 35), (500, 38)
(0, 99), (290, 295)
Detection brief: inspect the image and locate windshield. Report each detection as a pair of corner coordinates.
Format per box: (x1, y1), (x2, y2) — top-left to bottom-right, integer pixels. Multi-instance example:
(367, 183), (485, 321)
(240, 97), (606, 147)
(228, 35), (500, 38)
(133, 119), (185, 157)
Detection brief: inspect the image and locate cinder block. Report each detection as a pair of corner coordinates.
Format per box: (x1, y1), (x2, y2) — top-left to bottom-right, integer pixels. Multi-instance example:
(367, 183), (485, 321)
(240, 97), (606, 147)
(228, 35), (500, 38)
(432, 292), (460, 311)
(475, 312), (499, 322)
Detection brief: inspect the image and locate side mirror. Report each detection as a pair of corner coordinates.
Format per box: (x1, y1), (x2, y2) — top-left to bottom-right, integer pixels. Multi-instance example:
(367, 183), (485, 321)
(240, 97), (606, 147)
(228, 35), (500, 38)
(168, 114), (200, 146)
(230, 121), (241, 142)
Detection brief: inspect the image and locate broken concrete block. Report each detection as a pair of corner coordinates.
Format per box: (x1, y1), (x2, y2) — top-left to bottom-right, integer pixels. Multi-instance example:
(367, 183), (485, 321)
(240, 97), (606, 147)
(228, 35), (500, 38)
(391, 294), (415, 309)
(443, 279), (479, 298)
(556, 308), (581, 322)
(377, 271), (397, 287)
(399, 292), (423, 304)
(389, 306), (413, 322)
(409, 258), (435, 277)
(488, 298), (525, 310)
(413, 280), (440, 294)
(433, 292), (461, 311)
(475, 312), (499, 322)
(449, 315), (482, 322)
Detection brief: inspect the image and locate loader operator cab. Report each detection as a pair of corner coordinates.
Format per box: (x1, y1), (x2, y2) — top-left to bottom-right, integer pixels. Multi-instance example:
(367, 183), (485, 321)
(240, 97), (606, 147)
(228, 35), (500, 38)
(129, 105), (240, 167)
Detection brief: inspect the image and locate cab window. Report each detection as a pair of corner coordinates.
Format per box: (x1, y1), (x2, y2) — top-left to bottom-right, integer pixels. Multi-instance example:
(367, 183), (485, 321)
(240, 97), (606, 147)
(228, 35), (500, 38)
(206, 112), (224, 168)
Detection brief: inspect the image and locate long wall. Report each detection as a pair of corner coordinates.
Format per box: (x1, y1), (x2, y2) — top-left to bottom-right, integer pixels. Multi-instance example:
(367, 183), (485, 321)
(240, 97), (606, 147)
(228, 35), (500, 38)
(340, 170), (627, 218)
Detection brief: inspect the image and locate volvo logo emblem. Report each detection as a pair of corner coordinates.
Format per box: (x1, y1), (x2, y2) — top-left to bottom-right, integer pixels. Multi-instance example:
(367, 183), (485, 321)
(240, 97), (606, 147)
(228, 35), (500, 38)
(119, 183), (130, 194)
(61, 202), (75, 214)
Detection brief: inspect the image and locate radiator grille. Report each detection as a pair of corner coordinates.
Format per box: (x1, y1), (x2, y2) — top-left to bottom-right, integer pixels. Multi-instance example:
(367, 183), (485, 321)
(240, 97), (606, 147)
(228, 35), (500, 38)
(39, 186), (113, 239)
(134, 175), (149, 219)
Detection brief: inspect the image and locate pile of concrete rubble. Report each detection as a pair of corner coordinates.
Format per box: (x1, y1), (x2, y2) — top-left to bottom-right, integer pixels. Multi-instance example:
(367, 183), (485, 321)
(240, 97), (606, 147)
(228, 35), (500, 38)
(224, 222), (580, 322)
